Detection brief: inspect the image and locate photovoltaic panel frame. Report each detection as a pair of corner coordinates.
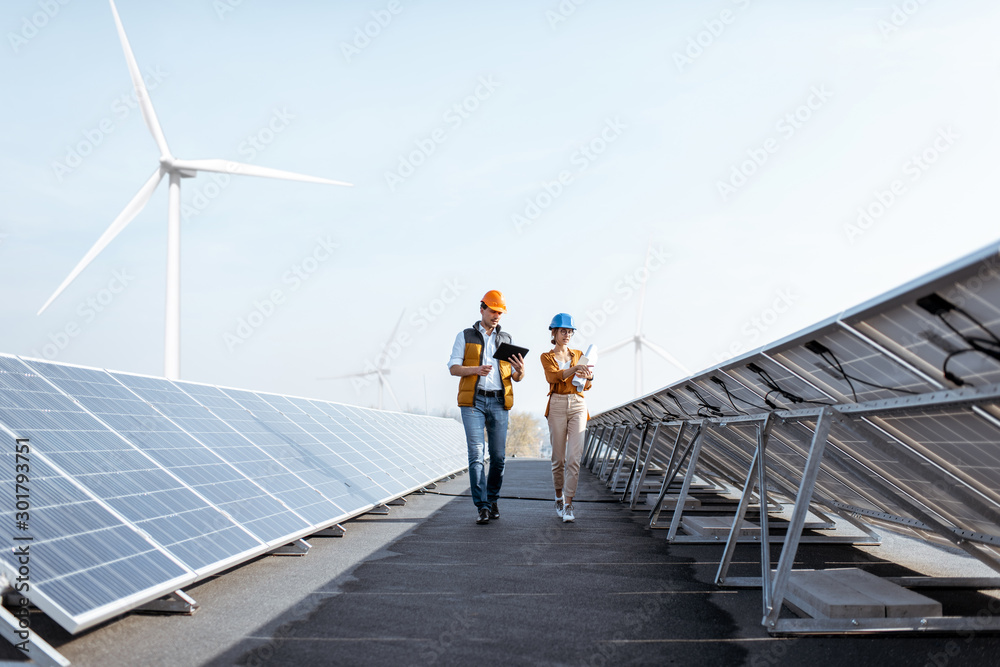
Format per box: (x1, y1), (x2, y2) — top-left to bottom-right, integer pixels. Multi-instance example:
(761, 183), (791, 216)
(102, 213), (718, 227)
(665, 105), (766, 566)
(0, 354), (467, 644)
(588, 240), (1000, 634)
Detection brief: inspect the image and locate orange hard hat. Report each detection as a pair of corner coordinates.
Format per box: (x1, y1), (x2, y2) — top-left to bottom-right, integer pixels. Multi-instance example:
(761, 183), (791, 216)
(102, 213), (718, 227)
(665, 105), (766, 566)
(481, 289), (507, 312)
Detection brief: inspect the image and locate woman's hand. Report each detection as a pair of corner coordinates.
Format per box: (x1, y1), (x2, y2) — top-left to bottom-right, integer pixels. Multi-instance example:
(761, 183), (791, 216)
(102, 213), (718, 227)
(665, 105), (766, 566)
(572, 364), (593, 379)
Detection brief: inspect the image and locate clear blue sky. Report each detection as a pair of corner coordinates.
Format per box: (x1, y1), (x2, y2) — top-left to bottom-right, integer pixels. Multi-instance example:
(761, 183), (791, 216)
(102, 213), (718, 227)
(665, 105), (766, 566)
(2, 0), (998, 418)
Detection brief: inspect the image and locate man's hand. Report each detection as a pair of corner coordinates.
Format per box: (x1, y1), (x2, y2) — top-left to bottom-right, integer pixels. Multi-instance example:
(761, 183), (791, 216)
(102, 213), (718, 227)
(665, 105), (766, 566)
(510, 353), (525, 375)
(476, 364), (493, 377)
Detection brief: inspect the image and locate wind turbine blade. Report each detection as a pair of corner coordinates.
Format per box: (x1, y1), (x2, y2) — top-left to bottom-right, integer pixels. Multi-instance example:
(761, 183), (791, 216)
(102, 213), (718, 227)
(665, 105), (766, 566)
(317, 371), (376, 380)
(640, 336), (692, 376)
(171, 159), (352, 187)
(378, 309), (406, 362)
(38, 168), (164, 315)
(601, 338), (632, 355)
(635, 241), (651, 335)
(378, 370), (402, 411)
(109, 0), (171, 158)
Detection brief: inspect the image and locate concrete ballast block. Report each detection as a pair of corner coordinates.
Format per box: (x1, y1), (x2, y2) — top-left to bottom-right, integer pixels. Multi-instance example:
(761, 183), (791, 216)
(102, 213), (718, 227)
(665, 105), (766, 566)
(682, 516), (760, 537)
(786, 568), (942, 619)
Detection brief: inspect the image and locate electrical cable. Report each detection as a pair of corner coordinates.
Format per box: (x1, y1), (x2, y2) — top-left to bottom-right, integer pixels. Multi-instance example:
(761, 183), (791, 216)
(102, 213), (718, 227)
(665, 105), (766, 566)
(649, 396), (681, 421)
(665, 392), (692, 419)
(817, 347), (857, 402)
(747, 362), (834, 407)
(804, 340), (919, 401)
(916, 293), (1000, 386)
(720, 388), (748, 414)
(710, 375), (772, 412)
(822, 350), (920, 397)
(685, 384), (726, 418)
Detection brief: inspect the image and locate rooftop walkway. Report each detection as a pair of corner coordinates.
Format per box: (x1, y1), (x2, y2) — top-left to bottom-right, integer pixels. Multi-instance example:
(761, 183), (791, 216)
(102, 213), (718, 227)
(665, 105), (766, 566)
(26, 459), (1000, 666)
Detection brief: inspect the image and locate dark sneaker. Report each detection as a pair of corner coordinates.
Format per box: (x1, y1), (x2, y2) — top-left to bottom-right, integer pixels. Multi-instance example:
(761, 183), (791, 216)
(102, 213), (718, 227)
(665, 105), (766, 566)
(489, 501), (500, 520)
(476, 507), (490, 524)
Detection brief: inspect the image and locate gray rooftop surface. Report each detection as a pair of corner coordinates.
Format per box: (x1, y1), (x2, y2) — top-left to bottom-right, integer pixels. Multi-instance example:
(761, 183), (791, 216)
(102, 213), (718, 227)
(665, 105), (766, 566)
(11, 458), (1000, 666)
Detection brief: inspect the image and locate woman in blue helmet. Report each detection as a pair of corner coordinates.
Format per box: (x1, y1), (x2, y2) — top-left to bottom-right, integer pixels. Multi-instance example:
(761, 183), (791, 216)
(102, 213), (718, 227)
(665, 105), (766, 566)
(539, 313), (593, 522)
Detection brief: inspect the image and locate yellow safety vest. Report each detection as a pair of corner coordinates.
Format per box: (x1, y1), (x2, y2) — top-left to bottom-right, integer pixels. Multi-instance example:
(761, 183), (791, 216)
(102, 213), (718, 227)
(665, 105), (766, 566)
(456, 324), (514, 410)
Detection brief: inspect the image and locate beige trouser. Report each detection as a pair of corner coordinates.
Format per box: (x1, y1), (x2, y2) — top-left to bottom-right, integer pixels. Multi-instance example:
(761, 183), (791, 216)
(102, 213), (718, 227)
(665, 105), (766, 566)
(548, 393), (587, 499)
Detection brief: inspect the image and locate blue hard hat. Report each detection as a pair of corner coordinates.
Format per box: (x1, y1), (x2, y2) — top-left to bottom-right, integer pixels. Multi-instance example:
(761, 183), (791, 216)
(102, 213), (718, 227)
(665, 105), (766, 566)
(549, 313), (576, 330)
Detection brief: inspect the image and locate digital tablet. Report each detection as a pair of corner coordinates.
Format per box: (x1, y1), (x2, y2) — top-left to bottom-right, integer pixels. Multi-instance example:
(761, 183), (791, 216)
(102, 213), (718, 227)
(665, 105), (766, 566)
(493, 342), (529, 362)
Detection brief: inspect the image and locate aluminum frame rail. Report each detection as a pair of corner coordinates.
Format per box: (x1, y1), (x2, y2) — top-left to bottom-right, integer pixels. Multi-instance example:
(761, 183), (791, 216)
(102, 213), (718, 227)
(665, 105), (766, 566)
(587, 240), (1000, 635)
(590, 382), (1000, 634)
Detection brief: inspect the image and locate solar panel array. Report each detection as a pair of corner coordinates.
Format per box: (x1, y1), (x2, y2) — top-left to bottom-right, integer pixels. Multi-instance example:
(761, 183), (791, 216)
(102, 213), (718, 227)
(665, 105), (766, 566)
(0, 356), (466, 634)
(587, 240), (1000, 632)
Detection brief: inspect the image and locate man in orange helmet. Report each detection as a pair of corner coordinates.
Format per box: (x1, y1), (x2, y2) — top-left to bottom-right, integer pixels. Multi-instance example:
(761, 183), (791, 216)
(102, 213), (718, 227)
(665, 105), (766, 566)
(448, 290), (526, 525)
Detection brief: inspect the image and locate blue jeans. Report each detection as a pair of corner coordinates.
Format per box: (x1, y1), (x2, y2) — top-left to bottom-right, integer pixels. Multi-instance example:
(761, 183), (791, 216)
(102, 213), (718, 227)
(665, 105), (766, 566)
(461, 393), (509, 509)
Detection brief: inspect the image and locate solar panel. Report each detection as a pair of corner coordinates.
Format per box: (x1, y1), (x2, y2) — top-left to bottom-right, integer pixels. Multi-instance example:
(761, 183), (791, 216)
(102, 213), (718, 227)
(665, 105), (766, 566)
(0, 352), (467, 653)
(292, 398), (413, 496)
(342, 405), (448, 487)
(218, 387), (383, 514)
(11, 358), (259, 576)
(165, 381), (345, 529)
(588, 240), (1000, 634)
(770, 329), (937, 403)
(0, 357), (194, 633)
(249, 392), (391, 506)
(107, 371), (314, 544)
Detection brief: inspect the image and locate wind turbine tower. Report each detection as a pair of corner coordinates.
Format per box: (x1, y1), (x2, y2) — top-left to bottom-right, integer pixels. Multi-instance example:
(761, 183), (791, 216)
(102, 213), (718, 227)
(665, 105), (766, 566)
(37, 0), (352, 380)
(320, 310), (405, 411)
(602, 245), (691, 397)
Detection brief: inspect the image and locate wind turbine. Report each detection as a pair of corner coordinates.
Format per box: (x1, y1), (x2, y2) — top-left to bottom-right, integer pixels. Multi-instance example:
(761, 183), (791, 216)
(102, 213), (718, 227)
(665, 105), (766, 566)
(602, 245), (691, 397)
(319, 310), (405, 411)
(37, 0), (352, 380)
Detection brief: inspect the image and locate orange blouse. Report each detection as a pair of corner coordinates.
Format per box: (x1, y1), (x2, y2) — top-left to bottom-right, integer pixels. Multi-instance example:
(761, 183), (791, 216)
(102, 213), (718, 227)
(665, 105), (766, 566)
(540, 348), (592, 417)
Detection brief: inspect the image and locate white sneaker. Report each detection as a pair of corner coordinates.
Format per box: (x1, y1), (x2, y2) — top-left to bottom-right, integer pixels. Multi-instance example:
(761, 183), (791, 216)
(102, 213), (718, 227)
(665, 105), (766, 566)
(562, 504), (575, 523)
(555, 497), (564, 518)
